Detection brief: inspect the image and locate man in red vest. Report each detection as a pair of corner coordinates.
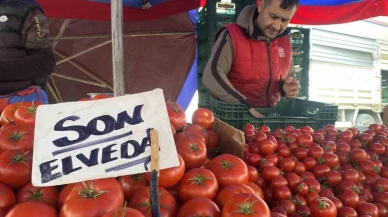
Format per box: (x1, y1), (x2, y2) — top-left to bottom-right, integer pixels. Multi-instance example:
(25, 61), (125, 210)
(202, 0), (300, 117)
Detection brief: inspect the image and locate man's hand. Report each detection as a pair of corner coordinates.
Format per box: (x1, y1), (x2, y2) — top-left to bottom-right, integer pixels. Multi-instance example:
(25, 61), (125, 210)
(249, 108), (264, 118)
(283, 76), (300, 98)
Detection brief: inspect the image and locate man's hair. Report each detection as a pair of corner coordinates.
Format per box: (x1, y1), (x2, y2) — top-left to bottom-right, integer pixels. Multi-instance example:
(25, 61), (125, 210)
(264, 0), (299, 9)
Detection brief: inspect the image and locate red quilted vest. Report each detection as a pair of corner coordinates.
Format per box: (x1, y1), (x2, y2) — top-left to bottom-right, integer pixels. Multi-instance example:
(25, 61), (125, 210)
(225, 23), (292, 108)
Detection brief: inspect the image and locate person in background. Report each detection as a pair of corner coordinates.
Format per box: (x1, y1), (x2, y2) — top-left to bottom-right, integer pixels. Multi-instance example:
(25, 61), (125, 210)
(202, 0), (300, 118)
(0, 0), (55, 105)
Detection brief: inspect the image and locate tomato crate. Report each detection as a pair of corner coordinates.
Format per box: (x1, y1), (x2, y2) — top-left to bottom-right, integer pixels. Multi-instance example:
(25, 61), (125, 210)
(205, 96), (338, 130)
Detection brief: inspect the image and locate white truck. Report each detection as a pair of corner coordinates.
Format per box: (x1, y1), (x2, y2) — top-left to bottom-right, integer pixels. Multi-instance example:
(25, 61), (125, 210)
(291, 17), (388, 129)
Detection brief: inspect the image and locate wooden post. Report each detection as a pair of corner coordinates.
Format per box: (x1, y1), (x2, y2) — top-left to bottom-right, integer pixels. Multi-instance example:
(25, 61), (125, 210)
(150, 129), (161, 216)
(111, 0), (125, 97)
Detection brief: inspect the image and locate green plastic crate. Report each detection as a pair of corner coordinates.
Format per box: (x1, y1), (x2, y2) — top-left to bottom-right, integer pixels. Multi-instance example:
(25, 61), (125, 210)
(205, 96), (338, 130)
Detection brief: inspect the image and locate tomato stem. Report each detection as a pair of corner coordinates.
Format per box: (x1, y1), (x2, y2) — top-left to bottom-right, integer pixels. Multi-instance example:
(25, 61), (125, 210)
(187, 174), (212, 187)
(113, 201), (128, 217)
(377, 186), (385, 193)
(78, 181), (109, 199)
(27, 188), (44, 201)
(317, 198), (330, 209)
(8, 151), (31, 167)
(351, 186), (360, 195)
(22, 102), (38, 116)
(220, 159), (237, 170)
(6, 128), (28, 144)
(232, 196), (258, 215)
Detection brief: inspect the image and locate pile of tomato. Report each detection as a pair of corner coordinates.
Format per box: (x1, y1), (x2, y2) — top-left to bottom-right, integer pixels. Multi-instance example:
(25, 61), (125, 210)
(242, 122), (388, 217)
(1, 95), (388, 217)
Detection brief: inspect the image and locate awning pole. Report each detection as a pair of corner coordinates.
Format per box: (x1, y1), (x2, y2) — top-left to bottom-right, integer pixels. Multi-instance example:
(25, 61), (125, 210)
(111, 0), (125, 97)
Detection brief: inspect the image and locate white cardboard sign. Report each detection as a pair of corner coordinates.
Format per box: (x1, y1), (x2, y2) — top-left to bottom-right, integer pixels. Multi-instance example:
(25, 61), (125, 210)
(31, 88), (179, 186)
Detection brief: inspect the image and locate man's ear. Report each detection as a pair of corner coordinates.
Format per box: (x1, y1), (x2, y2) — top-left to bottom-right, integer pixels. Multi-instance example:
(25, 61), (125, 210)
(258, 0), (265, 13)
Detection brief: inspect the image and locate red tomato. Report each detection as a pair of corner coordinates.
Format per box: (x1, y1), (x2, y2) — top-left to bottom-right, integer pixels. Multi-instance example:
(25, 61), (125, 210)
(258, 125), (271, 135)
(192, 108), (214, 130)
(13, 102), (39, 127)
(182, 124), (210, 146)
(357, 203), (379, 217)
(338, 206), (358, 217)
(176, 137), (207, 170)
(0, 99), (7, 115)
(253, 132), (267, 143)
(0, 150), (32, 189)
(60, 178), (124, 217)
(337, 189), (359, 209)
(369, 143), (386, 155)
(178, 168), (218, 202)
(273, 186), (292, 200)
(312, 164), (330, 178)
(145, 154), (185, 188)
(303, 157), (317, 171)
(0, 121), (16, 132)
(207, 130), (219, 149)
(260, 139), (276, 155)
(247, 181), (264, 199)
(0, 125), (34, 152)
(277, 146), (291, 157)
(279, 157), (296, 172)
(312, 133), (325, 144)
(297, 133), (313, 147)
(166, 100), (186, 131)
(0, 182), (15, 211)
(300, 126), (314, 135)
(325, 170), (343, 187)
(284, 172), (302, 190)
(341, 130), (354, 142)
(337, 142), (351, 153)
(304, 178), (321, 193)
(374, 203), (388, 217)
(119, 174), (149, 201)
(222, 193), (270, 217)
(0, 102), (31, 126)
(277, 199), (296, 215)
(326, 196), (343, 210)
(174, 131), (207, 147)
(0, 208), (5, 217)
(206, 154), (249, 188)
(176, 197), (220, 217)
(309, 146), (324, 159)
(17, 182), (59, 207)
(92, 94), (112, 100)
(294, 181), (308, 196)
(261, 165), (280, 181)
(271, 176), (288, 189)
(293, 147), (309, 161)
(214, 184), (255, 209)
(58, 183), (76, 208)
(351, 149), (368, 164)
(374, 178), (388, 192)
(78, 98), (91, 101)
(342, 169), (359, 183)
(129, 186), (177, 217)
(248, 166), (259, 182)
(322, 153), (339, 167)
(102, 207), (145, 217)
(6, 201), (57, 217)
(310, 197), (337, 217)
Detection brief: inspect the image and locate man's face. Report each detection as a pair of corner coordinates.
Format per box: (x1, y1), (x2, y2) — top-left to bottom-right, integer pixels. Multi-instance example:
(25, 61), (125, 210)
(257, 0), (297, 39)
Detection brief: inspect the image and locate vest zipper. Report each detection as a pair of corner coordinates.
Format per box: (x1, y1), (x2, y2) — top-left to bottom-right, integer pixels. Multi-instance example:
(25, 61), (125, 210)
(266, 41), (272, 108)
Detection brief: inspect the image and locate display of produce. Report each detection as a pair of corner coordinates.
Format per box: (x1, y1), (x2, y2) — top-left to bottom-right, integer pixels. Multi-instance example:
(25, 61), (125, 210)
(0, 95), (387, 217)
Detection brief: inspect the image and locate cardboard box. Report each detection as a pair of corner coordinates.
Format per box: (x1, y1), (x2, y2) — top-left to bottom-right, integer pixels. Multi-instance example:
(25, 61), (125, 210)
(207, 118), (246, 159)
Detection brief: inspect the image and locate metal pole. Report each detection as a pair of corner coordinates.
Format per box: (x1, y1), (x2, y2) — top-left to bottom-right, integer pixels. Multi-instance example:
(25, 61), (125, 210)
(111, 0), (125, 97)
